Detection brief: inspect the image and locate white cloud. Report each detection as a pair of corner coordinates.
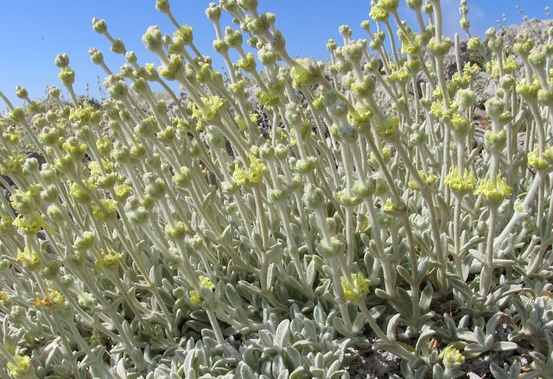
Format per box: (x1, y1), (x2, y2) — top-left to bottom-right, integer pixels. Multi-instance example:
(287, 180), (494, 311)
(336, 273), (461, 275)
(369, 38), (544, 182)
(440, 0), (464, 38)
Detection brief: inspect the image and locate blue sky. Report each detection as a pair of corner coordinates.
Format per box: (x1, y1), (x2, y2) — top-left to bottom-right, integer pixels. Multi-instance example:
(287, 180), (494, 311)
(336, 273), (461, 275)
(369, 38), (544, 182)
(0, 1), (551, 109)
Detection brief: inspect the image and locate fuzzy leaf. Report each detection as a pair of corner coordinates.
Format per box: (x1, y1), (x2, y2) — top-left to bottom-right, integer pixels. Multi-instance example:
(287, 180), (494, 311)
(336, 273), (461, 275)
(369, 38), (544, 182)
(374, 288), (394, 299)
(186, 368), (198, 379)
(391, 287), (413, 318)
(290, 317), (303, 335)
(272, 355), (285, 377)
(261, 360), (272, 377)
(158, 287), (175, 307)
(149, 265), (159, 284)
(266, 263), (275, 290)
(468, 249), (487, 263)
(238, 280), (263, 296)
(212, 357), (236, 370)
(114, 356), (127, 378)
(291, 366), (310, 378)
(284, 346), (302, 368)
(161, 276), (174, 291)
(456, 330), (478, 343)
(293, 340), (316, 350)
(275, 278), (290, 303)
(415, 366), (429, 379)
(333, 317), (349, 336)
(459, 236), (485, 254)
(313, 305), (327, 325)
(258, 329), (274, 347)
(201, 327), (217, 340)
(302, 319), (318, 341)
(184, 350), (197, 376)
(491, 259), (517, 267)
(222, 343), (242, 361)
(237, 362), (257, 379)
(225, 283), (243, 306)
(243, 346), (259, 369)
(419, 284), (434, 313)
(396, 265), (415, 285)
(314, 352), (324, 368)
(352, 312), (367, 334)
(327, 359), (342, 376)
(449, 277), (474, 300)
(474, 326), (486, 344)
(432, 364), (444, 379)
(202, 189), (217, 208)
(415, 328), (436, 355)
(489, 362), (508, 379)
(275, 319), (291, 348)
(371, 306), (387, 321)
(203, 335), (218, 351)
(417, 257), (429, 282)
(330, 371), (348, 379)
(306, 258), (317, 286)
(492, 341), (518, 351)
(486, 313), (505, 335)
(186, 320), (209, 333)
(308, 367), (325, 378)
(465, 343), (487, 353)
(221, 224), (232, 240)
(253, 232), (264, 250)
(386, 313), (402, 340)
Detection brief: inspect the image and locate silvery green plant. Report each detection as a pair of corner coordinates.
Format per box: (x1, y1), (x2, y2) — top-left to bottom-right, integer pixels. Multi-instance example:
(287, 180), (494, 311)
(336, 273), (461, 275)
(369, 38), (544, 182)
(1, 0), (553, 377)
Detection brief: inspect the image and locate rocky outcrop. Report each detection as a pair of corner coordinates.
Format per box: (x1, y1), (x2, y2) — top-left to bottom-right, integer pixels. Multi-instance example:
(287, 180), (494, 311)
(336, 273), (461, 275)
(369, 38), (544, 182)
(494, 18), (553, 51)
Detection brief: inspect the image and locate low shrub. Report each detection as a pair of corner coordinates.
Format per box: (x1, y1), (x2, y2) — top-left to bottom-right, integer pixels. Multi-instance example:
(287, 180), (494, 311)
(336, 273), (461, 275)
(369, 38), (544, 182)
(1, 0), (553, 377)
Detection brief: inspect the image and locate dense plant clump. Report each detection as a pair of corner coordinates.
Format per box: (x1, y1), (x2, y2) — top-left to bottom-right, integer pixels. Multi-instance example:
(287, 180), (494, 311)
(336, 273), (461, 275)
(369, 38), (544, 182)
(1, 0), (553, 377)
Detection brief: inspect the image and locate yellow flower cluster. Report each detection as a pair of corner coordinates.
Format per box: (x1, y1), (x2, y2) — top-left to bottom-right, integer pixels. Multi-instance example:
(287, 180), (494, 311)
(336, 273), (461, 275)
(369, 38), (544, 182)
(444, 168), (476, 195)
(375, 116), (399, 138)
(232, 155), (267, 186)
(189, 276), (216, 305)
(12, 211), (45, 234)
(408, 170), (438, 191)
(96, 249), (123, 268)
(341, 272), (371, 302)
(90, 198), (118, 219)
(442, 345), (465, 369)
(7, 354), (34, 379)
(164, 221), (186, 239)
(474, 176), (512, 206)
(528, 148), (553, 171)
(189, 96), (225, 122)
